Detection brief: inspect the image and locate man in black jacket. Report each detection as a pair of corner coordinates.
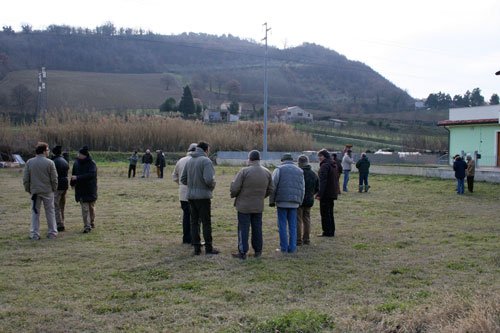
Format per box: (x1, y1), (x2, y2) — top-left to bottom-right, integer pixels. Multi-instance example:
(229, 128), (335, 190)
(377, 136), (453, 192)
(52, 145), (69, 232)
(71, 146), (98, 233)
(315, 149), (339, 237)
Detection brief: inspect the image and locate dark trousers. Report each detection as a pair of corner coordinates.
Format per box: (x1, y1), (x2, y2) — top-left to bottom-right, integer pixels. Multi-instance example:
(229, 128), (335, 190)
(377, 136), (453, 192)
(189, 199), (213, 251)
(320, 199), (335, 236)
(128, 164), (136, 178)
(237, 212), (263, 255)
(467, 176), (474, 193)
(180, 201), (191, 244)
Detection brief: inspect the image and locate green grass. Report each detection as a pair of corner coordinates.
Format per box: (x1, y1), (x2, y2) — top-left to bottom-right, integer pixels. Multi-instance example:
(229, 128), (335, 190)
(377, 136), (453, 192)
(0, 165), (499, 332)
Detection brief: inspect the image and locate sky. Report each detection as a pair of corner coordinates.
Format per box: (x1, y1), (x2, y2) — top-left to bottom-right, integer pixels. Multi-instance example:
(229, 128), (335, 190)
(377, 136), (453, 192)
(2, 0), (500, 100)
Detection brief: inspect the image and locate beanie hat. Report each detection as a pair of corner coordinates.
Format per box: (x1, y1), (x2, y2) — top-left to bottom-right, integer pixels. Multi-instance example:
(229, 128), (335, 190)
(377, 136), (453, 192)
(79, 146), (90, 157)
(298, 155), (309, 167)
(52, 145), (62, 156)
(281, 153), (293, 161)
(248, 150), (261, 161)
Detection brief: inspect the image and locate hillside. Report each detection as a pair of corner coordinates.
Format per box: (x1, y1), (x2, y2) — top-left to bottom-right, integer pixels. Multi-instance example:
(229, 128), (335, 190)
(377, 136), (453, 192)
(0, 29), (414, 114)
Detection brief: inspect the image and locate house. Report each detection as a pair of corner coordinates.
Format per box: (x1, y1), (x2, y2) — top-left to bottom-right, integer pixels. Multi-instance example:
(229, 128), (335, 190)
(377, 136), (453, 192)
(272, 106), (313, 123)
(203, 102), (240, 122)
(329, 118), (347, 128)
(438, 105), (500, 167)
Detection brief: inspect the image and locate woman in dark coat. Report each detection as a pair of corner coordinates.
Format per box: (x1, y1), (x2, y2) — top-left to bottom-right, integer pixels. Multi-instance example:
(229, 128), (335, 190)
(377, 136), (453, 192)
(71, 146), (98, 233)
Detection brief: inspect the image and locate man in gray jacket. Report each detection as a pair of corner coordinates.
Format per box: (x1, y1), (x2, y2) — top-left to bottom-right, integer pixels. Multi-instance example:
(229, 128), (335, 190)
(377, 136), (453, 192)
(230, 150), (273, 259)
(181, 141), (219, 255)
(23, 142), (58, 240)
(270, 153), (305, 253)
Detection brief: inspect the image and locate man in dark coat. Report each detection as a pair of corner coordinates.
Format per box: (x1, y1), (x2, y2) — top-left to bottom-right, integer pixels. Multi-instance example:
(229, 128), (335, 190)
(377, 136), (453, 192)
(141, 149), (153, 178)
(297, 155), (319, 245)
(71, 146), (98, 233)
(453, 155), (467, 195)
(315, 149), (339, 237)
(52, 145), (69, 232)
(155, 150), (166, 178)
(356, 153), (371, 193)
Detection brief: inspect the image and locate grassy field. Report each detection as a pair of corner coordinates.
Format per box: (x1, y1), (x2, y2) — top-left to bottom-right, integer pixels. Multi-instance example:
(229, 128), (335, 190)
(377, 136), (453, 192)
(0, 164), (499, 332)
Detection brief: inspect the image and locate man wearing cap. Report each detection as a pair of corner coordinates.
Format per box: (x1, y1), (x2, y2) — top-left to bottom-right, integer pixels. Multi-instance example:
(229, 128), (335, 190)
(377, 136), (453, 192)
(341, 150), (354, 192)
(172, 143), (197, 244)
(297, 155), (319, 246)
(181, 141), (219, 255)
(230, 150), (273, 259)
(316, 149), (340, 237)
(52, 145), (69, 231)
(270, 153), (305, 253)
(70, 146), (98, 233)
(23, 141), (58, 240)
(128, 151), (139, 178)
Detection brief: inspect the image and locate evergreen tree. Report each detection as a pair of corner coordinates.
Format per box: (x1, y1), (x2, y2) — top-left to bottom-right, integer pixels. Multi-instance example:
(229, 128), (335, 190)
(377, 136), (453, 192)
(178, 85), (195, 118)
(227, 101), (239, 115)
(490, 93), (499, 105)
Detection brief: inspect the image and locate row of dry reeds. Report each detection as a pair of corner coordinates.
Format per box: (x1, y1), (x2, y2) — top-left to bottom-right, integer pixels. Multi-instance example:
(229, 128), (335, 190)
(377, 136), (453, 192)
(1, 110), (313, 153)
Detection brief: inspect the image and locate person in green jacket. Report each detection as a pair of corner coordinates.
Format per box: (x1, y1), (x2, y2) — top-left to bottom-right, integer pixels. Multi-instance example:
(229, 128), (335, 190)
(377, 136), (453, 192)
(355, 153), (371, 193)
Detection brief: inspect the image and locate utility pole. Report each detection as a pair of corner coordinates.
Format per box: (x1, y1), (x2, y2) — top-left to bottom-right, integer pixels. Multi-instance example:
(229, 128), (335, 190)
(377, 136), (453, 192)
(36, 67), (47, 123)
(262, 23), (271, 160)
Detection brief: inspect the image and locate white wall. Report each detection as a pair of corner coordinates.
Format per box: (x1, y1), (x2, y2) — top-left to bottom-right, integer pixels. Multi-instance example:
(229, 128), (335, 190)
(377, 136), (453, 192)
(450, 105), (500, 121)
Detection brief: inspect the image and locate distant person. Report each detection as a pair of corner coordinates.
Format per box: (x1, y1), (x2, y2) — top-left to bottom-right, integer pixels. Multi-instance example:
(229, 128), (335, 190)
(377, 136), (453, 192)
(128, 151), (139, 178)
(141, 149), (153, 178)
(332, 152), (343, 187)
(52, 145), (69, 232)
(181, 141), (219, 255)
(341, 150), (354, 192)
(356, 153), (371, 193)
(155, 150), (166, 178)
(62, 151), (70, 163)
(172, 143), (197, 244)
(230, 150), (273, 259)
(270, 153), (305, 253)
(466, 154), (475, 193)
(23, 142), (58, 240)
(296, 155), (319, 246)
(316, 149), (339, 237)
(453, 154), (467, 195)
(71, 146), (98, 233)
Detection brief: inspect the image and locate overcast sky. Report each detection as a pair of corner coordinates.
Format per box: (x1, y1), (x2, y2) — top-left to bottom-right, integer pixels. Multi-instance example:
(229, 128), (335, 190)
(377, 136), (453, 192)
(2, 0), (500, 100)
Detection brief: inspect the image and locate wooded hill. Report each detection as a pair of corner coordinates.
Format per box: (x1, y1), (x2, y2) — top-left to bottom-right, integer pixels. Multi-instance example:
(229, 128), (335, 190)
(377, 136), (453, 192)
(0, 29), (414, 113)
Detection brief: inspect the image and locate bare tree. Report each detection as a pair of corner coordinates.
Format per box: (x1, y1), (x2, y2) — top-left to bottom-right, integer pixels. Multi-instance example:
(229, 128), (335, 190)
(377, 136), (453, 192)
(10, 84), (34, 114)
(160, 74), (177, 91)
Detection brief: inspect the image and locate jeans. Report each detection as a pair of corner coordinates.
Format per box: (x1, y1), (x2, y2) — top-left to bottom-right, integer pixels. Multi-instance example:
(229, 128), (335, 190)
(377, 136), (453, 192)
(30, 192), (58, 238)
(319, 199), (335, 236)
(277, 207), (297, 253)
(189, 199), (213, 252)
(359, 173), (369, 187)
(142, 163), (151, 178)
(343, 170), (350, 191)
(456, 178), (465, 194)
(297, 206), (311, 244)
(180, 201), (191, 243)
(237, 212), (263, 254)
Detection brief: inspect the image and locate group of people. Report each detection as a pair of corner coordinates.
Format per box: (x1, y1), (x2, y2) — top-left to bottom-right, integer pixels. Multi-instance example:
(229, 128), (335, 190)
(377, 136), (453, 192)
(172, 142), (367, 259)
(128, 149), (166, 179)
(23, 142), (98, 239)
(453, 153), (475, 194)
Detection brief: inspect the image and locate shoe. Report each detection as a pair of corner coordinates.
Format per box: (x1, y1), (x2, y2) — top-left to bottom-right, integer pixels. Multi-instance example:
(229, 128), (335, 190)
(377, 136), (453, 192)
(254, 252), (262, 258)
(30, 235), (40, 240)
(90, 222), (95, 229)
(83, 227), (91, 233)
(47, 234), (57, 239)
(303, 240), (310, 245)
(193, 250), (201, 256)
(206, 248), (220, 255)
(231, 252), (246, 260)
(57, 225), (65, 232)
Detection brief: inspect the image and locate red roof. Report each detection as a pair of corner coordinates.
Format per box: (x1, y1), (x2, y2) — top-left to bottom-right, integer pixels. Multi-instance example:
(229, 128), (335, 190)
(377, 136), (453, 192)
(437, 118), (499, 126)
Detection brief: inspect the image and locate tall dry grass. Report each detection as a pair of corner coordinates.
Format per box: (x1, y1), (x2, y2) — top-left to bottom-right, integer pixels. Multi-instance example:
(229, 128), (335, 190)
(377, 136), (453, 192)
(0, 110), (313, 153)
